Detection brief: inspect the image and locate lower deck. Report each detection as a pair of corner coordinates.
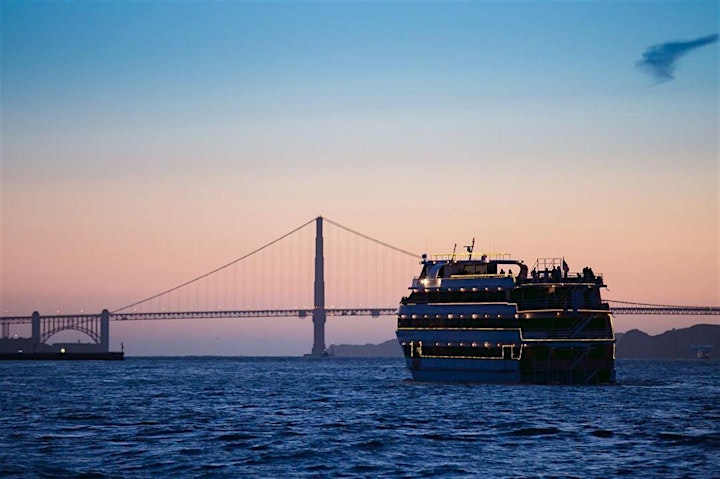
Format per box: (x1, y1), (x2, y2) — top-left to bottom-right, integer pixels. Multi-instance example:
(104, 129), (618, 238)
(396, 330), (615, 385)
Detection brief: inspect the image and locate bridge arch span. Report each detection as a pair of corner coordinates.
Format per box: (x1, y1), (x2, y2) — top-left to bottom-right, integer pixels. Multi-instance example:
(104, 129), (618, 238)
(40, 323), (102, 345)
(31, 310), (111, 351)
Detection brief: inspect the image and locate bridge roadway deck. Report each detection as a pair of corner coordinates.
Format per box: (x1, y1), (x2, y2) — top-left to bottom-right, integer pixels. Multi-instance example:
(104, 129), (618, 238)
(610, 307), (720, 315)
(1, 306), (719, 323)
(0, 308), (396, 323)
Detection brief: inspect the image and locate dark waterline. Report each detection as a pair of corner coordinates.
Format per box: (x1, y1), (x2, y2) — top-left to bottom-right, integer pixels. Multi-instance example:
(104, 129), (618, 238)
(1, 358), (718, 478)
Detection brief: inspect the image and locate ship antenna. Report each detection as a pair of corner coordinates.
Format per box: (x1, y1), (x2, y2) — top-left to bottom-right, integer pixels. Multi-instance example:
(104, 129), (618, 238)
(451, 243), (457, 262)
(465, 238), (475, 260)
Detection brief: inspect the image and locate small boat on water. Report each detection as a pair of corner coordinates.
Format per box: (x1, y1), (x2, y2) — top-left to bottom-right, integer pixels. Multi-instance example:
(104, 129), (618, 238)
(396, 247), (615, 384)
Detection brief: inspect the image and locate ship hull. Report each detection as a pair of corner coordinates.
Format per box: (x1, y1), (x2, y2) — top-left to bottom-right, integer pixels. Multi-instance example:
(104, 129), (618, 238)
(403, 356), (521, 383)
(400, 349), (615, 384)
(396, 328), (615, 385)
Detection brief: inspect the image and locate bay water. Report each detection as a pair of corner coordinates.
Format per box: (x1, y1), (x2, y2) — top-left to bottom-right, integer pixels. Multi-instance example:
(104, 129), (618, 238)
(1, 358), (717, 478)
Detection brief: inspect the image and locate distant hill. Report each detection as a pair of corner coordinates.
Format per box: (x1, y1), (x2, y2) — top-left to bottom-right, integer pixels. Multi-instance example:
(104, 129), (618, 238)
(329, 324), (720, 359)
(329, 340), (402, 358)
(615, 323), (719, 359)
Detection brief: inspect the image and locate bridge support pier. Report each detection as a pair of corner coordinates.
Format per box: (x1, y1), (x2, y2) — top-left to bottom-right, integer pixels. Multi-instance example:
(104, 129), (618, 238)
(31, 311), (40, 352)
(311, 216), (327, 356)
(100, 309), (110, 352)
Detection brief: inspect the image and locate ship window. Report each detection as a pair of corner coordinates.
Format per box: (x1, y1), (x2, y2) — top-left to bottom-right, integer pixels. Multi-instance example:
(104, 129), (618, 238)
(463, 264), (488, 275)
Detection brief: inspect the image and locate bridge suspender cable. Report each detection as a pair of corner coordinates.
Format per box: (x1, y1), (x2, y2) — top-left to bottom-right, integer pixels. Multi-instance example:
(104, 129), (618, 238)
(122, 218), (702, 317)
(112, 217), (317, 313)
(323, 217), (420, 259)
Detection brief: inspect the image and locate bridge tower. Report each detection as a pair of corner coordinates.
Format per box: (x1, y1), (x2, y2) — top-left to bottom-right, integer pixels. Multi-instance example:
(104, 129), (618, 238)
(311, 216), (327, 356)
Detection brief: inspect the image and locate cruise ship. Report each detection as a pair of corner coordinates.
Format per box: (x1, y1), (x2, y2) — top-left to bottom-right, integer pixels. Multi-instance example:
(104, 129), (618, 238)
(396, 249), (615, 384)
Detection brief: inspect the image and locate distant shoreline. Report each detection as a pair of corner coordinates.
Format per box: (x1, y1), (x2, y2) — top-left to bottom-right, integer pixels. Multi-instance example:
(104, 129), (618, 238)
(328, 324), (719, 359)
(2, 324), (716, 359)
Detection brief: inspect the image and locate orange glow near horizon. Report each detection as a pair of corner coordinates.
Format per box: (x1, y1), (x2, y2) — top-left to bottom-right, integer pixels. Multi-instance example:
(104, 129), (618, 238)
(2, 1), (718, 354)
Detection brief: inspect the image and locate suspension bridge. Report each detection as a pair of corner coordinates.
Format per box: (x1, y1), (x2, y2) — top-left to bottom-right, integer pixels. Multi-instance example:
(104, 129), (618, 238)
(1, 216), (718, 355)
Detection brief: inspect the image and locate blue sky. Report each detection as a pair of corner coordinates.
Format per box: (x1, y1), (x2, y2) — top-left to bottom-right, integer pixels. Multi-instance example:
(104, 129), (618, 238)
(3, 2), (717, 175)
(1, 1), (718, 354)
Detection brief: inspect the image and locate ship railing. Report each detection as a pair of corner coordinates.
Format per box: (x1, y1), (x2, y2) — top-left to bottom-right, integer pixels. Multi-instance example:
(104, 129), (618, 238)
(526, 272), (604, 285)
(533, 257), (563, 272)
(448, 273), (515, 279)
(430, 252), (512, 261)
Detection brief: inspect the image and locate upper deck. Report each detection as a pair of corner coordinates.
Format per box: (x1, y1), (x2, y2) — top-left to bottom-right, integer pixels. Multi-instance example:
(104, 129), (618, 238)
(412, 254), (604, 291)
(404, 254), (608, 312)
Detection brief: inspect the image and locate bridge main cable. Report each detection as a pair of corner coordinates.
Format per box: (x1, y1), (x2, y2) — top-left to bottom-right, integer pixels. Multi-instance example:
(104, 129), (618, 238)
(323, 217), (420, 258)
(112, 217), (317, 313)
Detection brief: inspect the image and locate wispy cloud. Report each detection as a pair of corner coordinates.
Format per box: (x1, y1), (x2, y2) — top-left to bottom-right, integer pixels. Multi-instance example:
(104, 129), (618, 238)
(636, 34), (718, 83)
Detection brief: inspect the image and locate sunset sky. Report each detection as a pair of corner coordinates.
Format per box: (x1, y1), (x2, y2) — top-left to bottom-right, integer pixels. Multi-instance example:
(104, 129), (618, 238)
(1, 1), (718, 355)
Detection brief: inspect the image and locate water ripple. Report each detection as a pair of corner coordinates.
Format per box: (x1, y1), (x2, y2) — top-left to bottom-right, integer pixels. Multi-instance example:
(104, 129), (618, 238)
(1, 358), (718, 478)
